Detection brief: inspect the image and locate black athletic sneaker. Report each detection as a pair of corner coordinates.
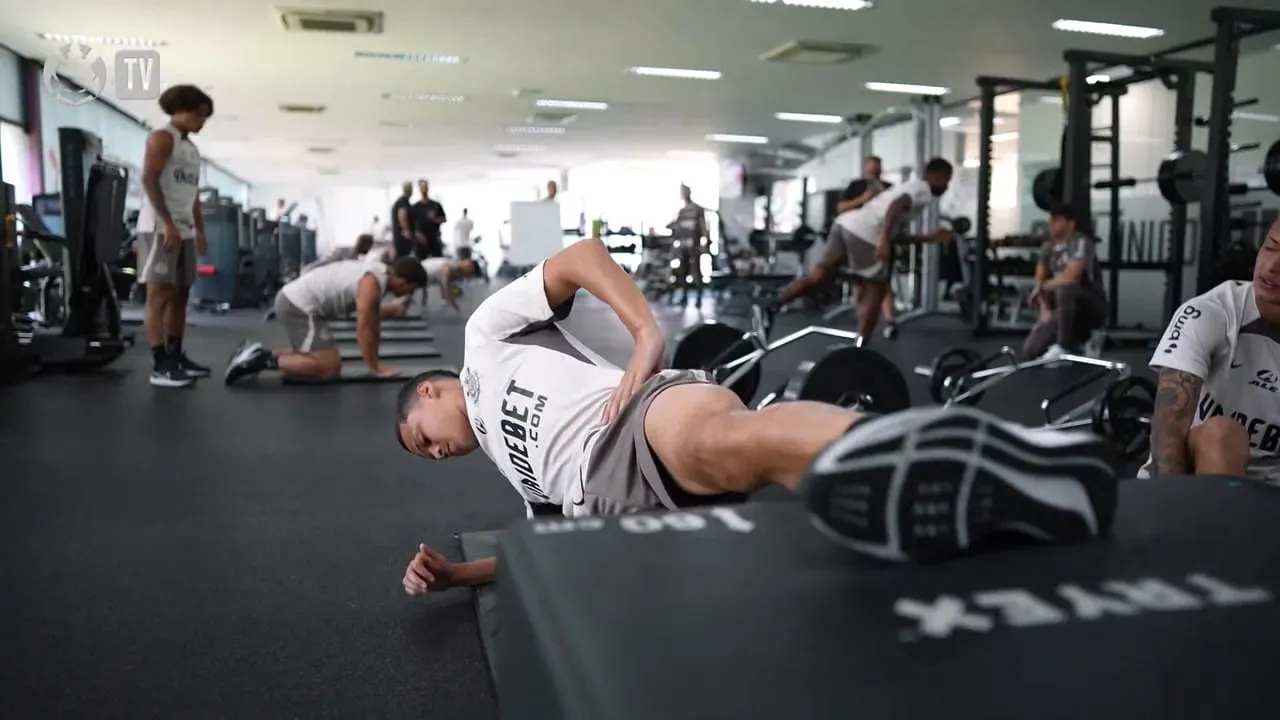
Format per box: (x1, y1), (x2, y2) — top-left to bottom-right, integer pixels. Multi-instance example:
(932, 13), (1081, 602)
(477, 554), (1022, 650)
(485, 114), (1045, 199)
(800, 406), (1117, 563)
(224, 341), (269, 385)
(175, 352), (211, 378)
(150, 355), (196, 388)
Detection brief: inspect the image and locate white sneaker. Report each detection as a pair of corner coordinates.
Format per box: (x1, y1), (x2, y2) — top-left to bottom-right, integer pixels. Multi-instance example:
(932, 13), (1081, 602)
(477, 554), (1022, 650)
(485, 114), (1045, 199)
(1042, 344), (1066, 361)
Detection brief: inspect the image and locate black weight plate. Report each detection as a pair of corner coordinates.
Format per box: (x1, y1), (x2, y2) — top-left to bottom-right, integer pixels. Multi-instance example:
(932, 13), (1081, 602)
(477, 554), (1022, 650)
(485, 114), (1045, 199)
(782, 345), (911, 413)
(669, 321), (760, 404)
(1156, 149), (1208, 205)
(949, 216), (971, 237)
(1091, 376), (1155, 463)
(1264, 139), (1280, 196)
(929, 347), (983, 405)
(1032, 168), (1063, 212)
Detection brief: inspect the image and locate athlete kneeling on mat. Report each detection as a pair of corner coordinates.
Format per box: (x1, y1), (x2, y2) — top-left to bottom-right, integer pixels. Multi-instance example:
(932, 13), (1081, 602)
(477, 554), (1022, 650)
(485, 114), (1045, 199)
(1144, 218), (1280, 481)
(393, 237), (1115, 592)
(225, 257), (428, 384)
(301, 233), (376, 274)
(420, 252), (479, 315)
(775, 158), (956, 341)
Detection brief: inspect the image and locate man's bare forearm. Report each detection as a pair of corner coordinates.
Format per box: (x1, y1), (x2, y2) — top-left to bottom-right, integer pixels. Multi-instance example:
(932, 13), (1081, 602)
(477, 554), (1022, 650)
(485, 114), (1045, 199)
(1151, 369), (1202, 475)
(192, 198), (206, 235)
(455, 557), (496, 587)
(143, 180), (175, 227)
(548, 238), (659, 341)
(357, 308), (380, 369)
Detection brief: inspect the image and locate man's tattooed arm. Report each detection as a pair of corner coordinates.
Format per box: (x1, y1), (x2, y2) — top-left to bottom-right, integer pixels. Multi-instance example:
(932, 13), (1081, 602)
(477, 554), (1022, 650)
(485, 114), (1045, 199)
(1150, 369), (1203, 475)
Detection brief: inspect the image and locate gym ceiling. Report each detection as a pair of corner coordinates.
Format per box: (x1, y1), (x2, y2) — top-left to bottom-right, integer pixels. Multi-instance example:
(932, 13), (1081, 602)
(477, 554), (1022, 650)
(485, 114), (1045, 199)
(1, 0), (1278, 187)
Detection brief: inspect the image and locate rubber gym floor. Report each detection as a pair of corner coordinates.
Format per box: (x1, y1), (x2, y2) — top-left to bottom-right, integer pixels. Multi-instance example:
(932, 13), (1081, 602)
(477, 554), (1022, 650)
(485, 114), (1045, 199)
(0, 286), (1155, 719)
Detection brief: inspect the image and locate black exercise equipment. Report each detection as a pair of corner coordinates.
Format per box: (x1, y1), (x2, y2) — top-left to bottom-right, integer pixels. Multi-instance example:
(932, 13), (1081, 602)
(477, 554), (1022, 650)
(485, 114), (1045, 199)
(280, 359), (456, 384)
(915, 346), (1151, 461)
(780, 345), (911, 412)
(337, 343), (440, 361)
(492, 477), (1280, 719)
(457, 530), (501, 686)
(331, 328), (434, 343)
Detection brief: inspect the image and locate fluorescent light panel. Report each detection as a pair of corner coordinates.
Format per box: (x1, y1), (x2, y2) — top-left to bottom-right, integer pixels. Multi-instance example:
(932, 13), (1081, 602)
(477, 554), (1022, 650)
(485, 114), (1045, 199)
(865, 81), (949, 96)
(668, 150), (717, 160)
(748, 0), (872, 9)
(508, 125), (566, 135)
(383, 93), (465, 102)
(775, 112), (842, 124)
(39, 32), (165, 46)
(991, 132), (1019, 143)
(1234, 111), (1279, 123)
(495, 144), (545, 153)
(355, 51), (464, 64)
(536, 99), (608, 110)
(1051, 19), (1164, 39)
(706, 133), (769, 144)
(628, 66), (722, 80)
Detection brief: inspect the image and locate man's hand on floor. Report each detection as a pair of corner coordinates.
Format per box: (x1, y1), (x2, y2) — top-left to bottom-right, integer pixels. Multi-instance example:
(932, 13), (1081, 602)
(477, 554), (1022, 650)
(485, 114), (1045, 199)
(403, 544), (458, 595)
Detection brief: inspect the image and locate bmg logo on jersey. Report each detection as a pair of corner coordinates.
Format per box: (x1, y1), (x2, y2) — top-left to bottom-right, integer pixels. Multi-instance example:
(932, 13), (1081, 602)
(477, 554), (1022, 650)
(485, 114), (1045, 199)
(114, 49), (162, 100)
(1162, 304), (1202, 354)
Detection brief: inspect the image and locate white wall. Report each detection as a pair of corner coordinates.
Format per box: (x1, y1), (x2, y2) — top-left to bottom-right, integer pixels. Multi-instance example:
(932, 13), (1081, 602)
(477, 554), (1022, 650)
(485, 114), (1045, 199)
(250, 184), (388, 254)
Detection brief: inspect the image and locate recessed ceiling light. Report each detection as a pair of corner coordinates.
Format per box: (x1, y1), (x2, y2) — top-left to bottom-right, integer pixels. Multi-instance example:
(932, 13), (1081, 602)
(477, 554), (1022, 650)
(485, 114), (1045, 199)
(1051, 19), (1164, 39)
(668, 150), (717, 160)
(508, 125), (567, 135)
(628, 66), (722, 80)
(354, 51), (464, 64)
(748, 0), (873, 8)
(380, 121), (414, 128)
(939, 116), (961, 128)
(775, 112), (843, 124)
(536, 99), (609, 110)
(1233, 111), (1279, 123)
(865, 81), (949, 96)
(495, 144), (546, 153)
(1040, 96), (1064, 105)
(963, 159), (980, 169)
(706, 133), (769, 144)
(991, 132), (1019, 143)
(1087, 74), (1111, 84)
(383, 93), (466, 102)
(39, 33), (166, 46)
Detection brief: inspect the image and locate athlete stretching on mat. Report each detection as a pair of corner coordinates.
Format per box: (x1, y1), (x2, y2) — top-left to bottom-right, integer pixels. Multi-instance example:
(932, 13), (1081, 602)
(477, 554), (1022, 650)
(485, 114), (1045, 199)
(775, 157), (956, 341)
(1144, 218), (1280, 482)
(419, 252), (479, 315)
(225, 258), (428, 384)
(393, 237), (1115, 591)
(301, 233), (376, 274)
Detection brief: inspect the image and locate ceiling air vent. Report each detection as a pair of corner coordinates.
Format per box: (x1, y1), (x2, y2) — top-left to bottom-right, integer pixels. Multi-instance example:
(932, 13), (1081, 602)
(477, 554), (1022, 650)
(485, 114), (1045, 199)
(760, 40), (875, 65)
(494, 151), (518, 159)
(308, 146), (335, 154)
(278, 7), (384, 34)
(280, 103), (327, 114)
(318, 168), (341, 176)
(531, 110), (577, 125)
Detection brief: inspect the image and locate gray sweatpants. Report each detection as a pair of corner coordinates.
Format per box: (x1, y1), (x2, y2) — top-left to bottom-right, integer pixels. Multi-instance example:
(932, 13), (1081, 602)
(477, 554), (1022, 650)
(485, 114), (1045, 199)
(1023, 284), (1108, 358)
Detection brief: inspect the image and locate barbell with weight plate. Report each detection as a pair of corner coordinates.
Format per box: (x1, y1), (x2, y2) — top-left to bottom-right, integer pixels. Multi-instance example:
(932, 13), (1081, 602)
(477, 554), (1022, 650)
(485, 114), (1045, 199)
(927, 347), (987, 406)
(669, 321), (762, 404)
(1091, 375), (1156, 463)
(779, 345), (912, 413)
(1032, 139), (1280, 210)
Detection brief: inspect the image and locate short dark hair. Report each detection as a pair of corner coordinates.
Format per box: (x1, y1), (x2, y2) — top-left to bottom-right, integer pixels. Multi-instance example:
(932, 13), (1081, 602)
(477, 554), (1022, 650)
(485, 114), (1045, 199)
(354, 233), (374, 254)
(388, 257), (428, 287)
(1049, 203), (1080, 224)
(394, 369), (461, 452)
(455, 246), (473, 261)
(158, 84), (214, 117)
(865, 155), (882, 164)
(924, 157), (953, 176)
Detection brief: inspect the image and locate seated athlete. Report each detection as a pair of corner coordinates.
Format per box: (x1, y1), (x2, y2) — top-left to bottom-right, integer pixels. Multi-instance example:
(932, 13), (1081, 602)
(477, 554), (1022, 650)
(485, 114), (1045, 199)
(392, 237), (1115, 592)
(1143, 218), (1280, 481)
(775, 157), (956, 341)
(419, 252), (478, 315)
(225, 257), (428, 384)
(301, 233), (376, 274)
(1025, 204), (1109, 360)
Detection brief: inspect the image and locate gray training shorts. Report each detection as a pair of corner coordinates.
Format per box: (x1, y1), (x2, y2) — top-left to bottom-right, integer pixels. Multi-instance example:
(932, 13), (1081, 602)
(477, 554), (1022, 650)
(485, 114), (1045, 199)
(819, 225), (888, 282)
(136, 232), (198, 287)
(274, 293), (337, 353)
(576, 369), (746, 515)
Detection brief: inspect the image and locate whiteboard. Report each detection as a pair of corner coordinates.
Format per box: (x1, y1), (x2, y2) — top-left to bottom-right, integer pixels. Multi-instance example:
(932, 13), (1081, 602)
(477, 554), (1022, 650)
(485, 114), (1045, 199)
(508, 201), (563, 265)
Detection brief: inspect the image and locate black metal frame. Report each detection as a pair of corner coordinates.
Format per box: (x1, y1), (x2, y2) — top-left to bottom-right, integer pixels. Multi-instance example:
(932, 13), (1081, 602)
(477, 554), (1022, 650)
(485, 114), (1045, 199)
(1198, 7), (1280, 294)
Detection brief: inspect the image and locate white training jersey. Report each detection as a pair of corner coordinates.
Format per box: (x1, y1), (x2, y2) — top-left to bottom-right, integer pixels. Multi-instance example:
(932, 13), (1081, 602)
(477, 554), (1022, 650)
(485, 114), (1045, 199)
(421, 258), (450, 285)
(281, 260), (387, 318)
(136, 125), (202, 236)
(1141, 280), (1280, 483)
(835, 178), (935, 242)
(453, 218), (474, 248)
(460, 262), (623, 516)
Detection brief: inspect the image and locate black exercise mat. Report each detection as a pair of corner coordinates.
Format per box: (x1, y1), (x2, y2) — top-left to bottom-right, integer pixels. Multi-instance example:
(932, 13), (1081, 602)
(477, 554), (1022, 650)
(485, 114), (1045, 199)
(331, 318), (428, 331)
(332, 329), (434, 343)
(338, 343), (441, 361)
(458, 530), (501, 685)
(281, 359), (456, 384)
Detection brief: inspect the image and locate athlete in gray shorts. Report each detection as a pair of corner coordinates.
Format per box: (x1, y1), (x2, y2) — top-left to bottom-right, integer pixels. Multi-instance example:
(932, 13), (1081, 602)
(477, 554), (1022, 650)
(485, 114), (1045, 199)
(391, 235), (1116, 591)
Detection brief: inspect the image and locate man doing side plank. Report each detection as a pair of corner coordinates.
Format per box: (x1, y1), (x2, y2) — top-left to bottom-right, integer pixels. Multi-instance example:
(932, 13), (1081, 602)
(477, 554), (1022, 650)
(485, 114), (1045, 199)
(1143, 219), (1280, 481)
(393, 237), (1114, 592)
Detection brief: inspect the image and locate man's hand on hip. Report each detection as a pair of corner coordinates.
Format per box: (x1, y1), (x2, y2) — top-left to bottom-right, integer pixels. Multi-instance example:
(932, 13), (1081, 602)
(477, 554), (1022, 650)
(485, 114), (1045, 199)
(603, 326), (665, 425)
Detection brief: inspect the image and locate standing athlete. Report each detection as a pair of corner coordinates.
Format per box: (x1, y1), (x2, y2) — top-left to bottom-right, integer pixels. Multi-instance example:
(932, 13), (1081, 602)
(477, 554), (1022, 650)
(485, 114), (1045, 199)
(391, 182), (414, 259)
(1144, 218), (1280, 482)
(392, 237), (1115, 590)
(671, 184), (709, 306)
(136, 84), (214, 388)
(775, 158), (955, 341)
(225, 258), (428, 384)
(412, 179), (446, 259)
(837, 156), (900, 338)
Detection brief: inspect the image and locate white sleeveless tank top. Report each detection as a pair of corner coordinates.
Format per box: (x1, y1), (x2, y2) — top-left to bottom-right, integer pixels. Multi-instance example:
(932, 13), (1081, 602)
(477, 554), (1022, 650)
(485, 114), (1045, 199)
(136, 125), (202, 235)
